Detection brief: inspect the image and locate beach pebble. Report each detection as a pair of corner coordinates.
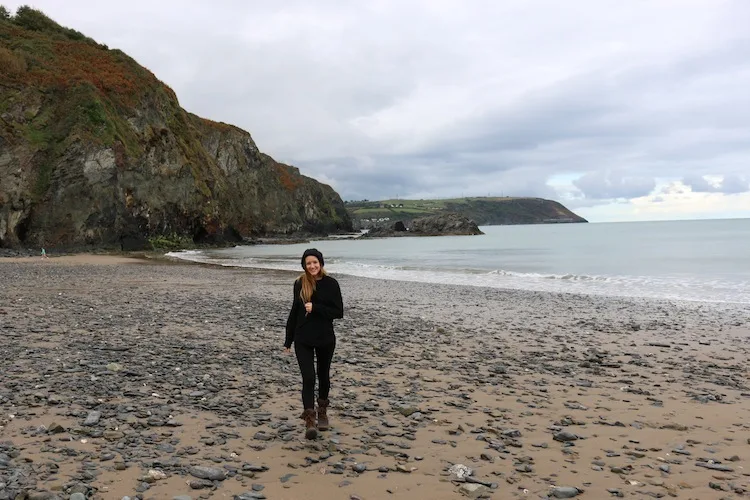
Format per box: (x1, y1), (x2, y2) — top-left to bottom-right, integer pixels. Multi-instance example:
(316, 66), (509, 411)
(550, 486), (583, 498)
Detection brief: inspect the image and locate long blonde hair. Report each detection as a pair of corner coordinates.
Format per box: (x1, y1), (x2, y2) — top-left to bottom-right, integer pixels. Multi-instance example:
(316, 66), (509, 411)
(298, 268), (327, 303)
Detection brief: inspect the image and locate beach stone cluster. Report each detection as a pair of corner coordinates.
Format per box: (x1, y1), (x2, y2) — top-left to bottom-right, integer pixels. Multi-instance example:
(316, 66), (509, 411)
(0, 259), (748, 499)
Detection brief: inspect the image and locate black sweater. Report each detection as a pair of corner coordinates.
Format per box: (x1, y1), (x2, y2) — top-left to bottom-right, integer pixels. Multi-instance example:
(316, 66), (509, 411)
(285, 275), (344, 348)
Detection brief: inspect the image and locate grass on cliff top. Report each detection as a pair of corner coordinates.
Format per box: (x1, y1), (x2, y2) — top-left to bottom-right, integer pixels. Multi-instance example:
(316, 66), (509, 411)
(0, 6), (187, 198)
(348, 196), (530, 211)
(0, 6), (174, 106)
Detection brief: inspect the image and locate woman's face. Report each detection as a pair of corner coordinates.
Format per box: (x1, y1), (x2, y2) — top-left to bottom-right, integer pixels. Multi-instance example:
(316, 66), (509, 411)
(305, 256), (321, 277)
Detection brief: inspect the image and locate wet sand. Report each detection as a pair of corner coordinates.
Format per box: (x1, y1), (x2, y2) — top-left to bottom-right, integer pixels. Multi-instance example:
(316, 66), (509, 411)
(1, 254), (749, 500)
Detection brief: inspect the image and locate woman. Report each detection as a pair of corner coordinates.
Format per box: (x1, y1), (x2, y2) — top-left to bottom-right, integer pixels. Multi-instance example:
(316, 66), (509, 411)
(284, 248), (343, 439)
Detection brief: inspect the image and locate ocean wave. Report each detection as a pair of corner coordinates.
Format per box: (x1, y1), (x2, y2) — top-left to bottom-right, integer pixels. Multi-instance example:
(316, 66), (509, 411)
(165, 250), (749, 305)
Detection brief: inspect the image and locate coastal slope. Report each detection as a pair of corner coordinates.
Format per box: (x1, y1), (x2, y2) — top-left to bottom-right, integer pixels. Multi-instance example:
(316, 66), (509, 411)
(347, 197), (587, 229)
(0, 7), (352, 250)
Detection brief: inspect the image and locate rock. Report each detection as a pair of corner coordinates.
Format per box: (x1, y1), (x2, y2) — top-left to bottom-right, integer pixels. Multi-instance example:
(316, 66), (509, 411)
(47, 423), (65, 434)
(397, 406), (420, 417)
(70, 494), (86, 500)
(234, 493), (266, 500)
(83, 411), (101, 426)
(188, 479), (214, 489)
(448, 464), (474, 479)
(696, 462), (733, 472)
(553, 431), (579, 442)
(188, 466), (227, 481)
(148, 469), (167, 480)
(660, 423), (689, 431)
(551, 486), (583, 498)
(364, 213), (484, 238)
(103, 430), (124, 441)
(459, 483), (490, 499)
(27, 492), (60, 500)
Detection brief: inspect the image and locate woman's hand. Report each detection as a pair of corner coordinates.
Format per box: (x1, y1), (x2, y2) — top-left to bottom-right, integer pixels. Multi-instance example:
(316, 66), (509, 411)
(283, 347), (291, 355)
(304, 302), (313, 314)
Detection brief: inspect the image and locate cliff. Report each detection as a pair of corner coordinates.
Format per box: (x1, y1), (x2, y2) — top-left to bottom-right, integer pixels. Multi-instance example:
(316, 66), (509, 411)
(0, 7), (351, 250)
(347, 197), (587, 230)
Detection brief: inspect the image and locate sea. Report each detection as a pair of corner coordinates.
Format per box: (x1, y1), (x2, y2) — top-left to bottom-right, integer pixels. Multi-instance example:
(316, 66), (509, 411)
(167, 218), (750, 305)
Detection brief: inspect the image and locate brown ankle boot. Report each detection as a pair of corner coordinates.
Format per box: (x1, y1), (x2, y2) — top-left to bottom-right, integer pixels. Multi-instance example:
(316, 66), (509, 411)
(317, 398), (330, 431)
(301, 409), (317, 440)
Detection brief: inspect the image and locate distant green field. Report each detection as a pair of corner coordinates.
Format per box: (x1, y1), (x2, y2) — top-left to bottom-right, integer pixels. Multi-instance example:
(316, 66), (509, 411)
(352, 207), (432, 217)
(347, 197), (531, 217)
(345, 196), (585, 226)
(358, 196), (525, 209)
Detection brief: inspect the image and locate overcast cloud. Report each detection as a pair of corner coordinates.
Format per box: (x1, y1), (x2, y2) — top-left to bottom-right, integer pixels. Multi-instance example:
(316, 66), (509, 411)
(5, 0), (750, 221)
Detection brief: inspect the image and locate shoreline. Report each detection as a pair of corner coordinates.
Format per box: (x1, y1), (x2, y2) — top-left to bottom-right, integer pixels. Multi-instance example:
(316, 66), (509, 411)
(1, 255), (749, 499)
(6, 251), (750, 310)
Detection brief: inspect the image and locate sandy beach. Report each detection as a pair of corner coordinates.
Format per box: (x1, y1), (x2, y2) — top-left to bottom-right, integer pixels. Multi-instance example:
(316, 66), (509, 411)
(1, 254), (749, 500)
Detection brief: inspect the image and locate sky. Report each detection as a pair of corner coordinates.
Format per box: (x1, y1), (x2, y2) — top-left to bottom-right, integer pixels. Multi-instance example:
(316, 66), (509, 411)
(5, 1), (750, 222)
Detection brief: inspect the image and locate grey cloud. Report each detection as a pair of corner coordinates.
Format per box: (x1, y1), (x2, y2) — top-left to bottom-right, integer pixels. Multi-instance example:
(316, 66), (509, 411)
(683, 174), (750, 194)
(573, 171), (656, 200)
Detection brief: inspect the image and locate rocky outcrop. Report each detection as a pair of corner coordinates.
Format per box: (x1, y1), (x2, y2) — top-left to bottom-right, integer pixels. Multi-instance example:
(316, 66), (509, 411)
(410, 213), (484, 235)
(0, 8), (351, 250)
(364, 213), (483, 238)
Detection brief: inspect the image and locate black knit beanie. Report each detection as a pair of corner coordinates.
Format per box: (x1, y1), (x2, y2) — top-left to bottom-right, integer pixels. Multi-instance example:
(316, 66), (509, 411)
(301, 248), (324, 269)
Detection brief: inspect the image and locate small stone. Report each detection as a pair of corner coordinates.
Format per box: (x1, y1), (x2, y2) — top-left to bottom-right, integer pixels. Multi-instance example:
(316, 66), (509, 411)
(397, 407), (420, 417)
(148, 469), (167, 480)
(459, 483), (490, 499)
(551, 486), (583, 498)
(103, 430), (124, 441)
(83, 411), (101, 426)
(189, 466), (227, 481)
(553, 431), (578, 442)
(188, 479), (213, 490)
(234, 493), (266, 500)
(47, 423), (65, 434)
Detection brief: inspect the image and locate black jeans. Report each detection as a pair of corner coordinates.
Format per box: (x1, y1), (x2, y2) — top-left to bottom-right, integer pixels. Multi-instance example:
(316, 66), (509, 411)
(294, 339), (336, 410)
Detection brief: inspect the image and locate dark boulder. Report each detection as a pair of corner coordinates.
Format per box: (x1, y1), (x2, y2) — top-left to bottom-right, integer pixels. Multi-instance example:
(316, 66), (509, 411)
(410, 213), (484, 236)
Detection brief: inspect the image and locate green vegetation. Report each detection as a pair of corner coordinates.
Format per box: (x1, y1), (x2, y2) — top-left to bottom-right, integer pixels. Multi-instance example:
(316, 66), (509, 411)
(0, 6), (354, 248)
(346, 197), (586, 226)
(148, 233), (192, 250)
(4, 5), (97, 45)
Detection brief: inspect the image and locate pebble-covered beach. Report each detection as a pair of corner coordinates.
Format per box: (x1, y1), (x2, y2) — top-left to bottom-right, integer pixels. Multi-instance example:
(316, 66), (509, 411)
(1, 255), (749, 499)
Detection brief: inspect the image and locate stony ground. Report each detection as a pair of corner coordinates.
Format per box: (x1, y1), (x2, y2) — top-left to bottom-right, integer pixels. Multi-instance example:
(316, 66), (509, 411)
(1, 256), (749, 500)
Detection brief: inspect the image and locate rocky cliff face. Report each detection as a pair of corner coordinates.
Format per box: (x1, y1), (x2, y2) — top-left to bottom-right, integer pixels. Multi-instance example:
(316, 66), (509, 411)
(0, 8), (351, 250)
